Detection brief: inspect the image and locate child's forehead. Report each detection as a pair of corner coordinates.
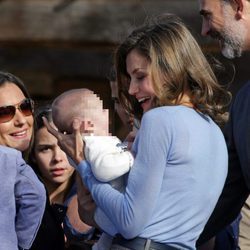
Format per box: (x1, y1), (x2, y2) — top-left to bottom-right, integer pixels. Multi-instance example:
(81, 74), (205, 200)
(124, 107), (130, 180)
(84, 92), (103, 106)
(83, 94), (103, 110)
(81, 92), (108, 118)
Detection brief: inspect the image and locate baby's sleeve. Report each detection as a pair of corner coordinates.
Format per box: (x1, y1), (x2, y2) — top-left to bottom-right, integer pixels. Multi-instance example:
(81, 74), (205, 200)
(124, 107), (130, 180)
(84, 136), (134, 182)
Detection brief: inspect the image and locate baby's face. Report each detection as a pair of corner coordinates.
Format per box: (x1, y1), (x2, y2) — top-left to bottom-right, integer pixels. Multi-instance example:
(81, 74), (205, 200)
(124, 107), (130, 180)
(79, 111), (109, 136)
(53, 111), (109, 136)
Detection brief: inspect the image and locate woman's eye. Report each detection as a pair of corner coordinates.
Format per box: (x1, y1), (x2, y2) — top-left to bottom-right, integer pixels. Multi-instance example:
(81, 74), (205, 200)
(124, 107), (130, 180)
(39, 146), (50, 152)
(136, 75), (145, 80)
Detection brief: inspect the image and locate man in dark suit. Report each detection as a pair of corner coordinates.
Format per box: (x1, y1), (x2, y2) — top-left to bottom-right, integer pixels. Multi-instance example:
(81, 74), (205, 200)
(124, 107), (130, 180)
(197, 0), (250, 248)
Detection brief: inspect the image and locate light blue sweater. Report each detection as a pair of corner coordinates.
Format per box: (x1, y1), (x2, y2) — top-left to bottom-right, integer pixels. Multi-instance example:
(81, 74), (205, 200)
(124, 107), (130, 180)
(78, 106), (228, 249)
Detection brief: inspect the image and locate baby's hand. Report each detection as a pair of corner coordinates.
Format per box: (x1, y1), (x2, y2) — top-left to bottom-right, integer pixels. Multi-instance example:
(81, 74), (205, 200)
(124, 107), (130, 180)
(124, 130), (137, 151)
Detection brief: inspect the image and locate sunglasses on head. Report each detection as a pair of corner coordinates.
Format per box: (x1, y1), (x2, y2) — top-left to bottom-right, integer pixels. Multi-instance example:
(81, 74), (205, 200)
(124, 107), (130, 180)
(0, 98), (34, 123)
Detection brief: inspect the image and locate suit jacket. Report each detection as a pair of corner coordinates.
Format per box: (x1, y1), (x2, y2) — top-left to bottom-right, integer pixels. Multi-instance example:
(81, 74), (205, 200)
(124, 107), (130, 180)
(197, 82), (250, 245)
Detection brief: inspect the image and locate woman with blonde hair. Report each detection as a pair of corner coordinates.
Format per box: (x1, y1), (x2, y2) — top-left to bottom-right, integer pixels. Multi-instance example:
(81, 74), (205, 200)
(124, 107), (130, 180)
(45, 14), (231, 249)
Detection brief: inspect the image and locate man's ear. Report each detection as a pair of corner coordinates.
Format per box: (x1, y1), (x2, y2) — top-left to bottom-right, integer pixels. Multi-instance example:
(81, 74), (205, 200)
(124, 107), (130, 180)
(234, 0), (244, 19)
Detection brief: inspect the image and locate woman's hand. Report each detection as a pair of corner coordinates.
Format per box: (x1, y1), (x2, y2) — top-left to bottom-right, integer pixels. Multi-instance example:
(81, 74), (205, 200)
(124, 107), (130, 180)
(124, 130), (137, 151)
(76, 173), (99, 228)
(66, 194), (93, 233)
(43, 117), (84, 164)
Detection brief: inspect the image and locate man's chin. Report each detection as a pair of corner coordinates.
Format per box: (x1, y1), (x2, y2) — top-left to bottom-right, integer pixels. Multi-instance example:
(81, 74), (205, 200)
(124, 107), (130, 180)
(220, 40), (243, 59)
(221, 44), (236, 59)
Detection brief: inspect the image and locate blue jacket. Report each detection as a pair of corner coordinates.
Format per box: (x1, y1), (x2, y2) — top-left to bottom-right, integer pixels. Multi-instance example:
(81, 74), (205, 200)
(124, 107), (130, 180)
(215, 214), (241, 250)
(0, 146), (46, 250)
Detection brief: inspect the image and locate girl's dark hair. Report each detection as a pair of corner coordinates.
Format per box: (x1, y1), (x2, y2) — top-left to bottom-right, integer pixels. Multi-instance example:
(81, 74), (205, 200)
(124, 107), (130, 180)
(28, 104), (52, 173)
(34, 104), (53, 131)
(29, 104), (75, 199)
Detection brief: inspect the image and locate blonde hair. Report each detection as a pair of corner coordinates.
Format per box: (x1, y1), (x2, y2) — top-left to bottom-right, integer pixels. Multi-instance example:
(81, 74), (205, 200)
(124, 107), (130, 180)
(115, 14), (231, 125)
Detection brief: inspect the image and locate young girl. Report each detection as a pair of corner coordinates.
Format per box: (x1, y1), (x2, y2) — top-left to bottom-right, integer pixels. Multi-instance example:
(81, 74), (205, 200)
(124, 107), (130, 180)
(30, 105), (94, 249)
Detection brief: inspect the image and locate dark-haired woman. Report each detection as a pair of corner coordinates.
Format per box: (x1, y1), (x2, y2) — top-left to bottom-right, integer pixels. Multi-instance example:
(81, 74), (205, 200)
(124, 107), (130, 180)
(0, 71), (46, 249)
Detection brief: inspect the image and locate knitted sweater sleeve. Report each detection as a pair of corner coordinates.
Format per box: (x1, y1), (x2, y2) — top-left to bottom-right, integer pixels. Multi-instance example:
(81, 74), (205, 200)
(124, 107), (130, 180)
(84, 136), (134, 182)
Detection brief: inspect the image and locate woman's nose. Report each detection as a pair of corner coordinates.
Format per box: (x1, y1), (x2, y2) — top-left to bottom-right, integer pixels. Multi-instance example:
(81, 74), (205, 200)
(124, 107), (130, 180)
(13, 109), (27, 126)
(128, 81), (138, 95)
